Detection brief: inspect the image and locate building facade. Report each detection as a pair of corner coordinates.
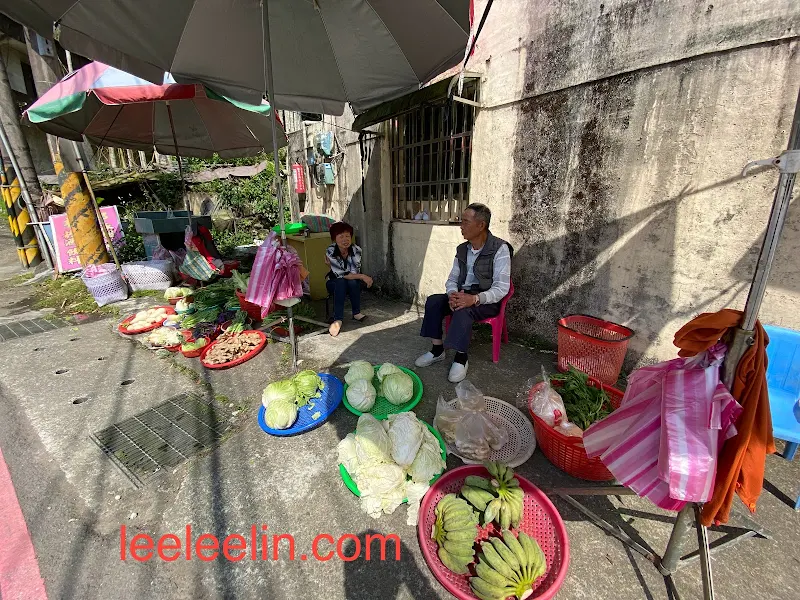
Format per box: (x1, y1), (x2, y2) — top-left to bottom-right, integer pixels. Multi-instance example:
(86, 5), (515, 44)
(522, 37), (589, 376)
(286, 0), (800, 365)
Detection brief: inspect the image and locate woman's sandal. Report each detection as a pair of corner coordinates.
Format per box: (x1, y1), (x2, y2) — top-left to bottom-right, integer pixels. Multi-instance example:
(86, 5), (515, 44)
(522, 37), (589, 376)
(329, 320), (342, 337)
(353, 313), (368, 323)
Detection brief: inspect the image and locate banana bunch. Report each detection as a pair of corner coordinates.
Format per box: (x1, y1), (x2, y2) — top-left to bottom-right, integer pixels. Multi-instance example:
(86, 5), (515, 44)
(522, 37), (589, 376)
(470, 530), (546, 600)
(460, 462), (523, 530)
(431, 493), (479, 575)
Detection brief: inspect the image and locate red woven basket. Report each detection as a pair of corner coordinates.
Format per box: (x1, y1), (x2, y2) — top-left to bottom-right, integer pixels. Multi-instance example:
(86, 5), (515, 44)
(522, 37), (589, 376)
(529, 377), (623, 481)
(557, 315), (634, 386)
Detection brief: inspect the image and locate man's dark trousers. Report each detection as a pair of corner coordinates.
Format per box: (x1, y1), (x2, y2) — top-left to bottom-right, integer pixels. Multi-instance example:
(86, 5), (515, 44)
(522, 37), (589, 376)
(420, 294), (501, 353)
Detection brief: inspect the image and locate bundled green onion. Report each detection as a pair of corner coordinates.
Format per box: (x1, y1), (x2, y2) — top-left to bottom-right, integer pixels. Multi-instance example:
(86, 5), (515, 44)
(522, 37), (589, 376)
(227, 310), (248, 334)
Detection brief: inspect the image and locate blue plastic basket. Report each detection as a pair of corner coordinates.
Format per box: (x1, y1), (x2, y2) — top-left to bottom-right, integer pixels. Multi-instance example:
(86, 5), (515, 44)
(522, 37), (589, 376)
(258, 373), (343, 437)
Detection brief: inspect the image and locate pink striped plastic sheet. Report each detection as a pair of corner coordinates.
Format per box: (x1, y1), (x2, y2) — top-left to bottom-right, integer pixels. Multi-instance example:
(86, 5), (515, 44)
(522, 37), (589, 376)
(583, 343), (742, 510)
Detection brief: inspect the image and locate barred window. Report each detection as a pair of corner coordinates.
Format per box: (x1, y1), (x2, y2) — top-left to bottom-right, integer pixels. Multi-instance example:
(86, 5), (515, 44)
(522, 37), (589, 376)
(389, 80), (478, 222)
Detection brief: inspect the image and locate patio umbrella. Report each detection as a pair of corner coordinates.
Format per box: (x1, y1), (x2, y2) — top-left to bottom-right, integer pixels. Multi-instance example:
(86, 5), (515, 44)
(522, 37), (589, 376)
(22, 61), (287, 158)
(1, 0), (472, 114)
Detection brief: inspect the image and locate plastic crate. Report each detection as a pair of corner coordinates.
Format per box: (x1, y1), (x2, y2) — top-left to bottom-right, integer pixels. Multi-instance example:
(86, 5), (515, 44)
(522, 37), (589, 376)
(557, 315), (634, 385)
(529, 377), (623, 481)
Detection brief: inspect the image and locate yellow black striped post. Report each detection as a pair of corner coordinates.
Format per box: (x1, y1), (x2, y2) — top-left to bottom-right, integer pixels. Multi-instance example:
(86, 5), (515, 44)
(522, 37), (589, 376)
(54, 155), (109, 267)
(0, 159), (41, 268)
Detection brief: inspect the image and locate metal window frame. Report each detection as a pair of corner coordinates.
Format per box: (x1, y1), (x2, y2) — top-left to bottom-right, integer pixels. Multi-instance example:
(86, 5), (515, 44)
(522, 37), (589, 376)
(389, 79), (479, 221)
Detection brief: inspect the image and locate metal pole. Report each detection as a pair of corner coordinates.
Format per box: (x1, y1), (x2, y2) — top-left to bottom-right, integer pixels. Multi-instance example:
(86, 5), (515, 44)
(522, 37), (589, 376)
(262, 0), (296, 369)
(723, 88), (800, 385)
(694, 504), (715, 600)
(659, 504), (695, 575)
(166, 101), (191, 221)
(0, 121), (53, 270)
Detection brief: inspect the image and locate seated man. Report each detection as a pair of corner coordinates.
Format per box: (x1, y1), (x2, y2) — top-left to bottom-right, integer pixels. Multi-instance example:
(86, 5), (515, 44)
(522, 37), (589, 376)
(415, 203), (512, 382)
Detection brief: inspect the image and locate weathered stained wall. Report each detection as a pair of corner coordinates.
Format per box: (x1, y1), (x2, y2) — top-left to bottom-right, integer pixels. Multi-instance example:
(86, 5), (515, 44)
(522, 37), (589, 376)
(288, 0), (800, 364)
(459, 0), (800, 362)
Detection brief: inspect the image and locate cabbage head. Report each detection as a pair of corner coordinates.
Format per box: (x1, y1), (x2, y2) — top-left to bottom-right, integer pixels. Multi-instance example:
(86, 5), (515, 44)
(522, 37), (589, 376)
(355, 413), (392, 465)
(409, 428), (446, 483)
(262, 379), (296, 408)
(345, 360), (374, 384)
(357, 463), (407, 519)
(293, 369), (323, 406)
(376, 362), (402, 382)
(381, 371), (414, 405)
(337, 433), (360, 477)
(346, 379), (376, 412)
(386, 412), (424, 468)
(265, 398), (298, 429)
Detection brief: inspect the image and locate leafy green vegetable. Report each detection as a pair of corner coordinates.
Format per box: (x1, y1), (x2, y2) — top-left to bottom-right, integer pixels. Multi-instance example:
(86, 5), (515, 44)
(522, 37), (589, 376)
(231, 270), (250, 294)
(181, 307), (221, 328)
(550, 367), (612, 430)
(293, 370), (324, 406)
(265, 398), (298, 429)
(346, 379), (376, 412)
(262, 379), (297, 408)
(381, 371), (414, 405)
(377, 363), (402, 382)
(227, 310), (247, 334)
(180, 338), (208, 351)
(345, 361), (373, 384)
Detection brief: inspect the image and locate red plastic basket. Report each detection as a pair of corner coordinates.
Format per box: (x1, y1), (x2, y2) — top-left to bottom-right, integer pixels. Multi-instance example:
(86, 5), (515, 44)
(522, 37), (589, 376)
(418, 465), (570, 600)
(235, 289), (263, 322)
(529, 377), (623, 481)
(557, 315), (634, 385)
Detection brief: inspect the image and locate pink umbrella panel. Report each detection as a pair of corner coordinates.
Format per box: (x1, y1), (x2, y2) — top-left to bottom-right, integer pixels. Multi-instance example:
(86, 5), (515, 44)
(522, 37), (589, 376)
(24, 61), (287, 158)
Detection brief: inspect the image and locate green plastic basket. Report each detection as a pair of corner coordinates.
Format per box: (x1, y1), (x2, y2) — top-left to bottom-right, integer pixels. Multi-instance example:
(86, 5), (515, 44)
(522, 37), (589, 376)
(338, 419), (447, 499)
(342, 366), (424, 417)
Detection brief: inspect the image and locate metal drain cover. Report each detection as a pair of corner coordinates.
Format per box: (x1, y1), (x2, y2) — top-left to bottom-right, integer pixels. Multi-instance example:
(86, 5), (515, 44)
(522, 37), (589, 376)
(91, 393), (231, 487)
(0, 318), (70, 342)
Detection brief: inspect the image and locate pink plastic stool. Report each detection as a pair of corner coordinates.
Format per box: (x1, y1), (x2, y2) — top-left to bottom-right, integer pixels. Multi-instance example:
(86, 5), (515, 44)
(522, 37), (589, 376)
(445, 281), (514, 363)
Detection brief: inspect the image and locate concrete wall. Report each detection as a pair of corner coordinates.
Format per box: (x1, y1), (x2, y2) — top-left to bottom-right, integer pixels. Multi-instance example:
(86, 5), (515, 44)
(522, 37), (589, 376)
(286, 106), (391, 281)
(290, 0), (800, 364)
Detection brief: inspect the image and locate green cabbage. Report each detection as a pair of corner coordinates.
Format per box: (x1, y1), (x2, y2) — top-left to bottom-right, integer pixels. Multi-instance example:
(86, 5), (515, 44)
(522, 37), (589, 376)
(381, 371), (414, 405)
(292, 370), (323, 406)
(262, 379), (296, 408)
(357, 463), (407, 519)
(346, 379), (376, 412)
(386, 412), (425, 468)
(265, 398), (298, 429)
(345, 360), (374, 384)
(355, 413), (392, 466)
(376, 362), (402, 382)
(409, 427), (446, 483)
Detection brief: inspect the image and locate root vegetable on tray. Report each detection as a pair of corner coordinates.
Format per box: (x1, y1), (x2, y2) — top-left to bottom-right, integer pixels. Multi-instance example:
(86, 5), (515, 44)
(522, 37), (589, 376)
(203, 331), (262, 365)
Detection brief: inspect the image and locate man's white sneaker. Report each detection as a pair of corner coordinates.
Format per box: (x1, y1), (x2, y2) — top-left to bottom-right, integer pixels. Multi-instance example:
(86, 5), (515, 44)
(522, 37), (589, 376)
(448, 361), (468, 383)
(415, 350), (445, 367)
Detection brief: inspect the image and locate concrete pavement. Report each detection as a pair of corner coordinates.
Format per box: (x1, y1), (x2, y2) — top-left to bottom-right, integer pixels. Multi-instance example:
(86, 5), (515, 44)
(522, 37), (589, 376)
(0, 233), (798, 599)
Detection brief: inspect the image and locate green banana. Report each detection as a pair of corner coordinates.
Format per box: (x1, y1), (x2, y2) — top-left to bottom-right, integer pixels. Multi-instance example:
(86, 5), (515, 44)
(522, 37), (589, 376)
(461, 485), (495, 511)
(508, 496), (523, 529)
(465, 475), (494, 491)
(479, 544), (520, 583)
(499, 503), (512, 530)
(443, 538), (475, 557)
(485, 461), (500, 479)
(470, 576), (514, 600)
(436, 493), (459, 515)
(444, 514), (476, 531)
(438, 547), (469, 575)
(475, 560), (515, 588)
(484, 498), (502, 524)
(445, 526), (478, 542)
(502, 531), (528, 576)
(518, 531), (546, 580)
(489, 537), (521, 573)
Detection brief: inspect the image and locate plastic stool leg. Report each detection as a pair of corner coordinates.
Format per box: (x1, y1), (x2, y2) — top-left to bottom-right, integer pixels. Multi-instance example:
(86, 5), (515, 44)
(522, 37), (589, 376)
(783, 441), (799, 461)
(502, 316), (509, 344)
(491, 320), (501, 363)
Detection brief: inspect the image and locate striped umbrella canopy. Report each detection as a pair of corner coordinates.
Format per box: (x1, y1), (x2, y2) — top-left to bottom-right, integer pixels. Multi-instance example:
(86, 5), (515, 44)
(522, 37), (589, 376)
(23, 61), (287, 158)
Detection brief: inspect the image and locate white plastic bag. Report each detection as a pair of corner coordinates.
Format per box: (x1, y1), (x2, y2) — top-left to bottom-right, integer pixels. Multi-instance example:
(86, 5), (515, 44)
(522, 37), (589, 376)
(433, 380), (509, 461)
(528, 367), (567, 427)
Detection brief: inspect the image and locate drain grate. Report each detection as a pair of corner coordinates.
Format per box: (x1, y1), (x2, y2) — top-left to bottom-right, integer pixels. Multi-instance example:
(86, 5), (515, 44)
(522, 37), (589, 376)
(0, 318), (70, 342)
(91, 393), (231, 487)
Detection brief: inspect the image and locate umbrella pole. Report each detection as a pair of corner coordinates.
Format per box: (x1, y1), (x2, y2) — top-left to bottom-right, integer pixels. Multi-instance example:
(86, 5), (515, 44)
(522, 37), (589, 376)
(262, 0), (297, 370)
(166, 101), (192, 227)
(722, 87), (800, 387)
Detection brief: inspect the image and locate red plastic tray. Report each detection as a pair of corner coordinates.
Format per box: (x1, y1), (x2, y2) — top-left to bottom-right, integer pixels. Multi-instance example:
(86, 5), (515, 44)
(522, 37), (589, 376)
(118, 306), (176, 335)
(199, 330), (267, 369)
(418, 465), (570, 600)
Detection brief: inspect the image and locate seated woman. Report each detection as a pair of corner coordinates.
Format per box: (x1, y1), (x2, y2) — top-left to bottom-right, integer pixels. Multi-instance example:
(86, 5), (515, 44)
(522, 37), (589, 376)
(325, 221), (372, 337)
